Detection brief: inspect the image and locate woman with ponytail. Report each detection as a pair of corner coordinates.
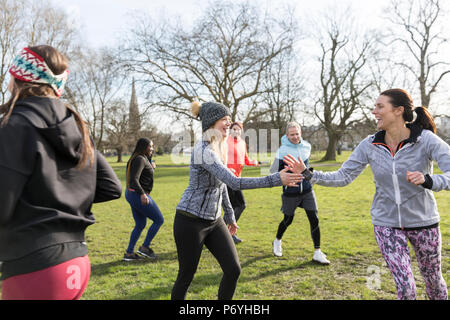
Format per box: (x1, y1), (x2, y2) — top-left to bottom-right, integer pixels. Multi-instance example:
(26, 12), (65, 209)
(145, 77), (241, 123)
(123, 138), (164, 261)
(284, 88), (449, 300)
(0, 45), (122, 300)
(171, 101), (303, 300)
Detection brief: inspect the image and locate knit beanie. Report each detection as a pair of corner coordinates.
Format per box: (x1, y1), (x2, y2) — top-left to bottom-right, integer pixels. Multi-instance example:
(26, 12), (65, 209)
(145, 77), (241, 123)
(191, 101), (231, 132)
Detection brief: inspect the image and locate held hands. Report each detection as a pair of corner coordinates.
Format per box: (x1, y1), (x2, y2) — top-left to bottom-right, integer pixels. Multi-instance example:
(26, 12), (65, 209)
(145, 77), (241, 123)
(282, 155), (306, 174)
(406, 171), (425, 185)
(228, 223), (239, 236)
(140, 193), (150, 205)
(279, 166), (303, 187)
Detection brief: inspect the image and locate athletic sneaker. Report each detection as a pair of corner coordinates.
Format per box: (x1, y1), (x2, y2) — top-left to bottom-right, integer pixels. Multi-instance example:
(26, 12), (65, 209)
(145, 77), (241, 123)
(137, 246), (157, 259)
(232, 235), (243, 244)
(272, 239), (282, 257)
(312, 250), (330, 265)
(123, 252), (143, 261)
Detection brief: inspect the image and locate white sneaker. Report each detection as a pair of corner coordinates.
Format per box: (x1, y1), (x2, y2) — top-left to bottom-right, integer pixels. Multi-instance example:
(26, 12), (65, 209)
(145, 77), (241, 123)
(273, 239), (282, 257)
(313, 250), (330, 265)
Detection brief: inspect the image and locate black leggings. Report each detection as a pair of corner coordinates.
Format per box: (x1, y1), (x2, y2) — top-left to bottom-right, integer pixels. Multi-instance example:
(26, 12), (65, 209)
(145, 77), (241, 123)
(276, 210), (321, 249)
(171, 212), (241, 300)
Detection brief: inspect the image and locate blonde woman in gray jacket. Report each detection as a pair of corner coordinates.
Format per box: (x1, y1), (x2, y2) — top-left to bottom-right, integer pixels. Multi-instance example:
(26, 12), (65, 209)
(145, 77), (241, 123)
(284, 89), (449, 300)
(171, 101), (302, 300)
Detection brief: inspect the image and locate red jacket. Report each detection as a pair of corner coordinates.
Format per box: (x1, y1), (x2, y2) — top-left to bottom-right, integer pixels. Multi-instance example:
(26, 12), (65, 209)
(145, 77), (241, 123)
(226, 135), (258, 177)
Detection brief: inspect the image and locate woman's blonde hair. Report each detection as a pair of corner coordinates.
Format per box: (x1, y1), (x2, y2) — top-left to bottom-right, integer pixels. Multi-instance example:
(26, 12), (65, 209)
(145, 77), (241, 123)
(191, 101), (228, 164)
(202, 127), (228, 164)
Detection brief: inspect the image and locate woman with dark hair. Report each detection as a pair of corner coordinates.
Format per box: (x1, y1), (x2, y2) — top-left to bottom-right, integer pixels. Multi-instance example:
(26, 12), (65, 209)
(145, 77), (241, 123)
(284, 88), (449, 300)
(123, 138), (164, 261)
(0, 45), (122, 300)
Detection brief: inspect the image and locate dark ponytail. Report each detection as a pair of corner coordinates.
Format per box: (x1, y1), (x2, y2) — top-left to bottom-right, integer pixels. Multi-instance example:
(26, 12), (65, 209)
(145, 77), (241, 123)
(413, 106), (436, 133)
(380, 88), (436, 133)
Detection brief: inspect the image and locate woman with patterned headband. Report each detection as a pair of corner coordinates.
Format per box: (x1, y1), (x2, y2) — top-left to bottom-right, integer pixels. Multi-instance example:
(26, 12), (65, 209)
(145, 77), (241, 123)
(0, 45), (122, 300)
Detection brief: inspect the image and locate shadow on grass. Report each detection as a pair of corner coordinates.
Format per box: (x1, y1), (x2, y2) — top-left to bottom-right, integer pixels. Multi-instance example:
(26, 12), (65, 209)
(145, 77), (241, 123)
(239, 253), (328, 282)
(120, 273), (224, 300)
(112, 253), (329, 300)
(117, 283), (175, 300)
(91, 251), (178, 277)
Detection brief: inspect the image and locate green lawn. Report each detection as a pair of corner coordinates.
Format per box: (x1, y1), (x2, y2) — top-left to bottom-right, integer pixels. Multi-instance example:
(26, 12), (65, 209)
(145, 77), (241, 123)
(80, 151), (449, 300)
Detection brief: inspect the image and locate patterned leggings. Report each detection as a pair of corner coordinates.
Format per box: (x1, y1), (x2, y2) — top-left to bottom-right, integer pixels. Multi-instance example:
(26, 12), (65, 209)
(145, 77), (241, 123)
(374, 225), (447, 300)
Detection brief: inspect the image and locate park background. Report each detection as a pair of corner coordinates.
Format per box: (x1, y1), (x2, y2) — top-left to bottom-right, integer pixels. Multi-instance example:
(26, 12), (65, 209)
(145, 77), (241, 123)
(1, 0), (449, 299)
(86, 152), (449, 300)
(0, 151), (448, 299)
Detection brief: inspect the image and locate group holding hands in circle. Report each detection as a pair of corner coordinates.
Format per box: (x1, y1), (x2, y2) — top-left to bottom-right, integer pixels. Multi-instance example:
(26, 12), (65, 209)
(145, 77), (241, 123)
(0, 45), (448, 300)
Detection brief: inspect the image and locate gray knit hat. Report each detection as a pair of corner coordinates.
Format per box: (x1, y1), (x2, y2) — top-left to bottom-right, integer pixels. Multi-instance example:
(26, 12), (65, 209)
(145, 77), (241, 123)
(193, 101), (231, 132)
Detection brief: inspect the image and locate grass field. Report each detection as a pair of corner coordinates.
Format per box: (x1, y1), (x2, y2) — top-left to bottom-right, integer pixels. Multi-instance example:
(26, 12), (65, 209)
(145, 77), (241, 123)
(78, 151), (449, 300)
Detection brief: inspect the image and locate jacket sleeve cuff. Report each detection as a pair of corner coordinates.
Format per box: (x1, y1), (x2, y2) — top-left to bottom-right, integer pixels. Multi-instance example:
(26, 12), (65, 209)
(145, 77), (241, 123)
(421, 174), (433, 189)
(301, 168), (313, 181)
(271, 172), (282, 187)
(223, 211), (236, 225)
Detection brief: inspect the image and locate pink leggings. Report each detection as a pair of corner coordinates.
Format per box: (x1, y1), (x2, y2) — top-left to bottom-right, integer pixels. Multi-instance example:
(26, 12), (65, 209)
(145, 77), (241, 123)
(1, 255), (90, 300)
(374, 226), (447, 300)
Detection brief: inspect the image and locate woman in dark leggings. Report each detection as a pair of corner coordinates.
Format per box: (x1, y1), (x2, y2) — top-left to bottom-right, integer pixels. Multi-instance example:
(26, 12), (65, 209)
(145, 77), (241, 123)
(171, 101), (303, 300)
(123, 138), (164, 261)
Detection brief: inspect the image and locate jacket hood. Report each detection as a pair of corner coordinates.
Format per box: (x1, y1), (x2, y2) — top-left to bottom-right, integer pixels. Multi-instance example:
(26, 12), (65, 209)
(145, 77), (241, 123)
(277, 135), (311, 161)
(13, 96), (82, 163)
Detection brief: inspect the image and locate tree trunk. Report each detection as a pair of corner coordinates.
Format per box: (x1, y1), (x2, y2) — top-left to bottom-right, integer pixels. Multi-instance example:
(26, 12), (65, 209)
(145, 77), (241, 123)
(321, 132), (339, 161)
(116, 148), (123, 162)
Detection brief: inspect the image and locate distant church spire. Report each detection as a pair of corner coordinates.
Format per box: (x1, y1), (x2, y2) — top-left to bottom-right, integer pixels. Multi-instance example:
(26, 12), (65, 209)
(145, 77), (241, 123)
(129, 78), (141, 135)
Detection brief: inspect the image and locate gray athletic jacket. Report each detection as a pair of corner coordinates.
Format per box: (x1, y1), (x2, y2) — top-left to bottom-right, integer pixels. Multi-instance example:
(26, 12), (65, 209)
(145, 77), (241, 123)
(311, 127), (450, 228)
(176, 141), (282, 224)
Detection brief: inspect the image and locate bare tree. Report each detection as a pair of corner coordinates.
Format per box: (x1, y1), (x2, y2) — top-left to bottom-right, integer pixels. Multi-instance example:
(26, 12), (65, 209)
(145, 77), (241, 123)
(1, 0), (81, 103)
(104, 99), (129, 162)
(386, 0), (450, 108)
(0, 0), (25, 103)
(65, 47), (127, 150)
(25, 0), (80, 55)
(312, 9), (376, 161)
(122, 1), (296, 124)
(261, 47), (304, 130)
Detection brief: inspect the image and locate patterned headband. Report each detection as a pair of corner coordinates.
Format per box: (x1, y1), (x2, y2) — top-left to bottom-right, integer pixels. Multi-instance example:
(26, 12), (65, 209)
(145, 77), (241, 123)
(9, 47), (69, 97)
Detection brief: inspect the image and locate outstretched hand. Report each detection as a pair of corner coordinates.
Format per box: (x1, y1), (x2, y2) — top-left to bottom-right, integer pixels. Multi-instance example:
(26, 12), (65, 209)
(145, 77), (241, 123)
(283, 155), (306, 174)
(279, 166), (303, 187)
(228, 223), (239, 236)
